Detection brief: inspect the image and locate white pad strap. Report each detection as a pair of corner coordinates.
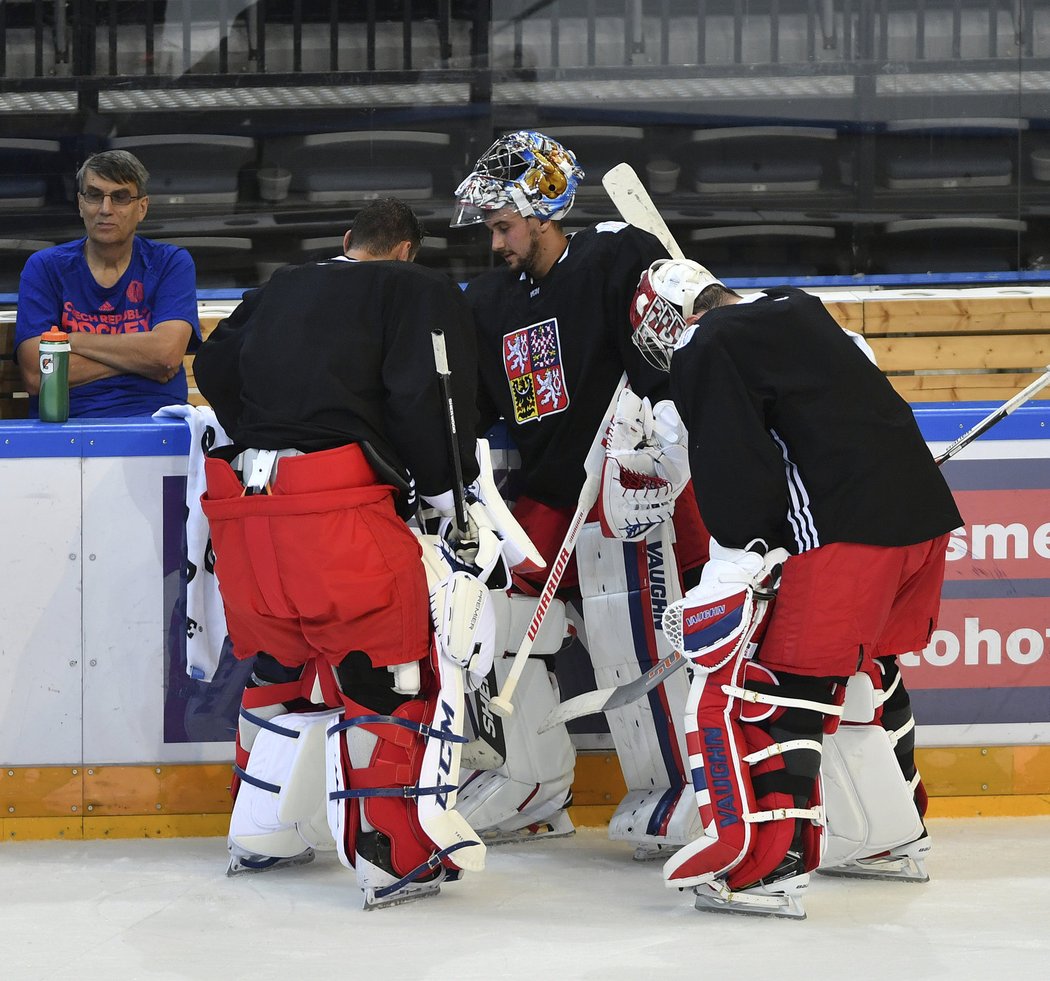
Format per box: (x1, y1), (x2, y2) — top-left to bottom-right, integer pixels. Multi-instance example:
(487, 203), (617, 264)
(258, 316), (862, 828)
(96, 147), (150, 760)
(743, 738), (824, 764)
(724, 683), (846, 718)
(746, 805), (824, 824)
(887, 714), (915, 748)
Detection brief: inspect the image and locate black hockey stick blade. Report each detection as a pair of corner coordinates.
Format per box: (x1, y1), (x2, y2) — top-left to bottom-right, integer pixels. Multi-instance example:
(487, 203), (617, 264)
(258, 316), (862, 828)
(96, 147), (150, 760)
(537, 649), (688, 733)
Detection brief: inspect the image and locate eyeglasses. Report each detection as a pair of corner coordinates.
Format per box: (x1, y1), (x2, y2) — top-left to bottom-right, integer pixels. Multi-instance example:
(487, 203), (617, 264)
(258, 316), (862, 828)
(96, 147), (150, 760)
(79, 188), (144, 207)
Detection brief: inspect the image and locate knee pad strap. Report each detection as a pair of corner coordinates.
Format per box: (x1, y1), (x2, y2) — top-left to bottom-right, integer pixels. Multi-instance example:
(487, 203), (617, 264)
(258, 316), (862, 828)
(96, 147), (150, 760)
(326, 713), (465, 802)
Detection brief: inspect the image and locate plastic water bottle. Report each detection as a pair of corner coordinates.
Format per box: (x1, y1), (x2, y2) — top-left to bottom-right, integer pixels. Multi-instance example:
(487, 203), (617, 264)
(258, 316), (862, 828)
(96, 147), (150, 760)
(38, 326), (70, 423)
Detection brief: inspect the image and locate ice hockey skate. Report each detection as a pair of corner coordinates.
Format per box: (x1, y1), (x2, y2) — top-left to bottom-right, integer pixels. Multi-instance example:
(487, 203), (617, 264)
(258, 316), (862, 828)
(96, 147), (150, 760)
(225, 840), (316, 877)
(631, 841), (686, 862)
(357, 831), (455, 911)
(692, 851), (809, 920)
(819, 830), (931, 883)
(478, 805), (576, 847)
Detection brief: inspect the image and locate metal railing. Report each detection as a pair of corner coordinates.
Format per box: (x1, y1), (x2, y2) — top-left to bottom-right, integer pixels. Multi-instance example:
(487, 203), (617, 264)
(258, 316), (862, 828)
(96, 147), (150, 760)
(0, 1), (1042, 84)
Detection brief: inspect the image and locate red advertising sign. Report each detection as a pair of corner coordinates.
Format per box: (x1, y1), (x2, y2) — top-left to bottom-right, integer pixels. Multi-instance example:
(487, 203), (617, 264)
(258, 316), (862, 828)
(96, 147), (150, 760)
(902, 459), (1050, 728)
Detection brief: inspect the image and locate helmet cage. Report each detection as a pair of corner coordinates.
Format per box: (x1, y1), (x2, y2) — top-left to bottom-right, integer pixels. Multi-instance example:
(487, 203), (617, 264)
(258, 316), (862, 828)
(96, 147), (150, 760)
(630, 269), (688, 372)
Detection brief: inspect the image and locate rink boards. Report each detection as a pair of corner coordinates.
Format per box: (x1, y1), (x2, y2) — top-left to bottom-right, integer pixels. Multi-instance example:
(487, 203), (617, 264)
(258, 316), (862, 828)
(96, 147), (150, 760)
(0, 405), (1048, 838)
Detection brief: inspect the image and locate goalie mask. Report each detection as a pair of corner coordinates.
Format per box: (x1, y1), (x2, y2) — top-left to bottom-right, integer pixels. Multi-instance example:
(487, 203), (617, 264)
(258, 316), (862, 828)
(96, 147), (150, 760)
(450, 131), (584, 227)
(630, 258), (723, 371)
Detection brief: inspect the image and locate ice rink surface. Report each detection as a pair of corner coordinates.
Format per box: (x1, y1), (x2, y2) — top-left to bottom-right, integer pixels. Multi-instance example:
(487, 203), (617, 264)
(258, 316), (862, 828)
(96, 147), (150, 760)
(4, 816), (1049, 981)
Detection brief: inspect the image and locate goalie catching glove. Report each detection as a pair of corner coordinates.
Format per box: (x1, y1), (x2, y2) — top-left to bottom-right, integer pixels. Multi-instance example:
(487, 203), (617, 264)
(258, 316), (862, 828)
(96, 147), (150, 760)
(662, 539), (789, 670)
(599, 388), (690, 541)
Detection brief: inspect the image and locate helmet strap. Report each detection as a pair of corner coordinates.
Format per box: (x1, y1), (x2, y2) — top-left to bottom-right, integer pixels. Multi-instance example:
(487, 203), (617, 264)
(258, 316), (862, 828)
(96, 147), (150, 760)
(509, 184), (534, 218)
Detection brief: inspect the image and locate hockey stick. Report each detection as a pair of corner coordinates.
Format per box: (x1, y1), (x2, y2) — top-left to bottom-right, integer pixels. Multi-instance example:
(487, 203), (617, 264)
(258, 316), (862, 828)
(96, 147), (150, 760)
(538, 649), (686, 732)
(488, 372), (628, 718)
(602, 163), (686, 260)
(431, 329), (510, 770)
(431, 330), (469, 532)
(933, 364), (1050, 464)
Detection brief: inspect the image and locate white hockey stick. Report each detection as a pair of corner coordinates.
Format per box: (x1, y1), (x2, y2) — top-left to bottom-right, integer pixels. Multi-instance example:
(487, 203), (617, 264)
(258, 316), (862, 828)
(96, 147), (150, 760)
(933, 364), (1050, 464)
(489, 372), (628, 717)
(602, 163), (686, 260)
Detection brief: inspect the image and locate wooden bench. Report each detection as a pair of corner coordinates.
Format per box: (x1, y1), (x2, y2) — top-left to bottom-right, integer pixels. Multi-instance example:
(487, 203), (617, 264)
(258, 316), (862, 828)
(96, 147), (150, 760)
(4, 289), (1050, 416)
(821, 287), (1050, 402)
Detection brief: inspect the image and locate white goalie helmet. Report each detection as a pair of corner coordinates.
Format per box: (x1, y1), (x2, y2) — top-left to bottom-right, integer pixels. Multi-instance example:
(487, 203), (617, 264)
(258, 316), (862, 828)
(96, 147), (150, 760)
(450, 130), (585, 227)
(629, 258), (723, 371)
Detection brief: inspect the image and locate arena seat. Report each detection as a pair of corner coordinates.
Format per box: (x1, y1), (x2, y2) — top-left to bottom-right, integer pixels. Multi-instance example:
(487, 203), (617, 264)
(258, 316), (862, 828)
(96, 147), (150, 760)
(109, 135), (258, 205)
(879, 119), (1019, 191)
(0, 138), (62, 209)
(0, 238), (54, 294)
(260, 130), (453, 203)
(686, 224), (843, 279)
(869, 218), (1026, 275)
(681, 126), (840, 194)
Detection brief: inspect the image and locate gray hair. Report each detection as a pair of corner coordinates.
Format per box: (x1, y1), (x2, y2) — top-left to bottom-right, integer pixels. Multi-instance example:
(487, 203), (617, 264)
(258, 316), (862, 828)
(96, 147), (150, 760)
(76, 150), (150, 195)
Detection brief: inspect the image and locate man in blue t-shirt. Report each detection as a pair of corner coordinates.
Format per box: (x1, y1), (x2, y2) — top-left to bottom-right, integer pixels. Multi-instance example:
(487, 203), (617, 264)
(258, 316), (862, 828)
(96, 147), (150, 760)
(15, 149), (201, 417)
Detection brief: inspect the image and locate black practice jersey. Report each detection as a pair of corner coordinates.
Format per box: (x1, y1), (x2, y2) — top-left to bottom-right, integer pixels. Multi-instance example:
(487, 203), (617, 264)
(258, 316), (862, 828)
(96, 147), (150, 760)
(670, 287), (962, 552)
(193, 258), (479, 498)
(465, 222), (669, 507)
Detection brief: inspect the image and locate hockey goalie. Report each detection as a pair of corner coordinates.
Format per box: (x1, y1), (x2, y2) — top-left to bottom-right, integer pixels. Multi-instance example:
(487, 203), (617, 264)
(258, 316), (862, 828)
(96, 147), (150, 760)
(627, 256), (962, 917)
(450, 130), (712, 859)
(192, 198), (520, 909)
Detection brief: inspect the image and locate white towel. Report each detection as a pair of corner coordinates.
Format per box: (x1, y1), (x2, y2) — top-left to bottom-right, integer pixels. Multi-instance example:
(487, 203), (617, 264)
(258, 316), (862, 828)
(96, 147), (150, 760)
(154, 404), (233, 682)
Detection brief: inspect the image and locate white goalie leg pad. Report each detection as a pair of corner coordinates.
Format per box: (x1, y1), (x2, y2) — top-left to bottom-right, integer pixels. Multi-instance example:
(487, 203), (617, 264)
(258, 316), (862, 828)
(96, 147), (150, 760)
(575, 520), (699, 851)
(820, 673), (925, 870)
(497, 590), (571, 656)
(230, 709), (341, 860)
(456, 653), (576, 838)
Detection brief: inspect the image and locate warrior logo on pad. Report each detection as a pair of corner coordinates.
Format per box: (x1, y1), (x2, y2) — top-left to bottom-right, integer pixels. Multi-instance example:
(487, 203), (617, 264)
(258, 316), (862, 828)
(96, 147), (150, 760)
(503, 318), (569, 424)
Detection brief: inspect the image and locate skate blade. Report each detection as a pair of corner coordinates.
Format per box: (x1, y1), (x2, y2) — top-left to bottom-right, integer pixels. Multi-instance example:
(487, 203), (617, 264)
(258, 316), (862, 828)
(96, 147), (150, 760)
(693, 876), (808, 920)
(632, 842), (685, 862)
(363, 881), (442, 911)
(480, 813), (576, 847)
(226, 849), (315, 877)
(819, 856), (929, 884)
